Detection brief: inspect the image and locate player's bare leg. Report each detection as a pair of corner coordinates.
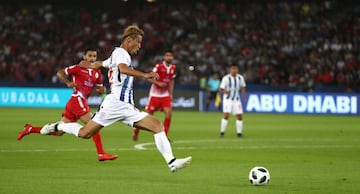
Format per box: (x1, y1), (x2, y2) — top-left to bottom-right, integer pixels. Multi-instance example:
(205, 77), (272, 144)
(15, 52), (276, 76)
(40, 115), (118, 161)
(79, 113), (118, 161)
(40, 120), (102, 138)
(132, 110), (154, 141)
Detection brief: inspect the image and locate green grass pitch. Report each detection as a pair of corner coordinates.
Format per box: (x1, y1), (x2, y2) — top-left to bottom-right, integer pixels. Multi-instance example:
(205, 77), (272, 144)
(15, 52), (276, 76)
(0, 107), (359, 194)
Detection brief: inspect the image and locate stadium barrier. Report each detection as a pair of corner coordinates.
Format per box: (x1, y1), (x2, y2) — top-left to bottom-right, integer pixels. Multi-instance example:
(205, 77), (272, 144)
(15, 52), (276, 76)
(244, 92), (358, 115)
(1, 86), (358, 115)
(0, 87), (72, 108)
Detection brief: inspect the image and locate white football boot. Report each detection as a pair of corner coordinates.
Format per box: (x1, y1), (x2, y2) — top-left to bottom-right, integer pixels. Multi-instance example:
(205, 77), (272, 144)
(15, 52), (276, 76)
(40, 121), (64, 135)
(168, 156), (192, 172)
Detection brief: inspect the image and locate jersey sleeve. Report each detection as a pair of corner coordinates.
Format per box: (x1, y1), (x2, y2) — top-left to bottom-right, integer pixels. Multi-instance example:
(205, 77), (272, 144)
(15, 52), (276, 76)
(112, 48), (130, 67)
(172, 65), (177, 79)
(64, 65), (81, 75)
(102, 57), (112, 69)
(152, 64), (159, 73)
(219, 76), (227, 90)
(240, 75), (246, 87)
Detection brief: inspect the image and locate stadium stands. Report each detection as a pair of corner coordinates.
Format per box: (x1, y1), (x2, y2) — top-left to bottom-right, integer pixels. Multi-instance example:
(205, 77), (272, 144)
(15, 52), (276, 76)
(0, 0), (359, 93)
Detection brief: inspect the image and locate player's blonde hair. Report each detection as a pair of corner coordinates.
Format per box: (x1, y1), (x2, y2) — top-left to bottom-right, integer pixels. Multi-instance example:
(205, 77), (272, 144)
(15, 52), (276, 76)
(122, 25), (144, 40)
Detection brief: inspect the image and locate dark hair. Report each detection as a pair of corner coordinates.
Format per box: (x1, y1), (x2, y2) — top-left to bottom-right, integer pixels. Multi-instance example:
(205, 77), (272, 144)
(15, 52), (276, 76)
(84, 47), (97, 54)
(163, 49), (173, 54)
(229, 63), (239, 68)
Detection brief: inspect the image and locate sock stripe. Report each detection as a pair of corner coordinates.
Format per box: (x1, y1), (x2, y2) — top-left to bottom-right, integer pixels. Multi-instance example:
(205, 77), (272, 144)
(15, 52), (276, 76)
(168, 158), (176, 165)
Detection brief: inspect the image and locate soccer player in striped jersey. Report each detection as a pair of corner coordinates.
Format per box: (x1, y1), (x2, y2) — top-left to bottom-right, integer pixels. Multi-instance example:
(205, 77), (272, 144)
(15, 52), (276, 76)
(40, 25), (192, 172)
(18, 48), (118, 161)
(218, 64), (247, 138)
(132, 50), (176, 141)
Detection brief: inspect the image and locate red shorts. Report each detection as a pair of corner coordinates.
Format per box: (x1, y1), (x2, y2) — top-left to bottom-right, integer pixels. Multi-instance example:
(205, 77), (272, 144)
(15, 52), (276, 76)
(145, 96), (172, 113)
(62, 96), (90, 122)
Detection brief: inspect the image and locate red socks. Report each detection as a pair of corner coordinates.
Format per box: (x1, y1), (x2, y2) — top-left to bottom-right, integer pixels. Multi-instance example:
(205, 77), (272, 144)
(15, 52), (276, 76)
(92, 132), (105, 154)
(30, 126), (42, 133)
(164, 117), (171, 135)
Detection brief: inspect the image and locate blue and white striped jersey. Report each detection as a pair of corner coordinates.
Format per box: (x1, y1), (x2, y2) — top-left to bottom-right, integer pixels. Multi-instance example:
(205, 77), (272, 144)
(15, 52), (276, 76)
(102, 47), (135, 105)
(219, 73), (246, 101)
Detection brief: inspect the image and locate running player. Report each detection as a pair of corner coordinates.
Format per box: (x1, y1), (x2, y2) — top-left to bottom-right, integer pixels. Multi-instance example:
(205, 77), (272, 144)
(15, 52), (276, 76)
(17, 48), (118, 161)
(40, 25), (192, 172)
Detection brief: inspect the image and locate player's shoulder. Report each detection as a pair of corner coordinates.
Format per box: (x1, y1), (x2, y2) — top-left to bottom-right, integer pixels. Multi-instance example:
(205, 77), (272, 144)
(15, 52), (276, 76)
(154, 62), (162, 67)
(238, 74), (245, 79)
(223, 73), (231, 78)
(114, 47), (129, 56)
(113, 47), (122, 53)
(65, 64), (82, 71)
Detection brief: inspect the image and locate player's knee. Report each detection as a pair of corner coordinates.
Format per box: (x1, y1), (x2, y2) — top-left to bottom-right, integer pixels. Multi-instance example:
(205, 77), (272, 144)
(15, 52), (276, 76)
(78, 130), (92, 139)
(165, 112), (172, 118)
(154, 120), (163, 133)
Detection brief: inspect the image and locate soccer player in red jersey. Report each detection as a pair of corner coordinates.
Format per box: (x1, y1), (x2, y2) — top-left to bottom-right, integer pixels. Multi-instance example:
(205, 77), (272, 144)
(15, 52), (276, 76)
(17, 48), (118, 161)
(132, 50), (176, 141)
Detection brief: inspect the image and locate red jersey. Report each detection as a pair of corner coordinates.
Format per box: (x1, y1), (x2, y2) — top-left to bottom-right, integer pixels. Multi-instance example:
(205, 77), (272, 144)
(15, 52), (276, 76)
(65, 65), (103, 99)
(149, 61), (176, 97)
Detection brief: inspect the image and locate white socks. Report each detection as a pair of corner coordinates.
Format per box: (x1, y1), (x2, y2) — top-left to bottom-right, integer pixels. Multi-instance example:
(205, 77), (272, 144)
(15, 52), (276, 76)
(221, 119), (243, 134)
(154, 131), (174, 164)
(220, 118), (228, 133)
(57, 123), (82, 137)
(236, 120), (243, 134)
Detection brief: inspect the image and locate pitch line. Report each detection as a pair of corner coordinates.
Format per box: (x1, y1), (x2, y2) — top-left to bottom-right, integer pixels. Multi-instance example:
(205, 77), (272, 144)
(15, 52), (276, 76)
(2, 139), (358, 153)
(133, 139), (358, 150)
(0, 147), (134, 153)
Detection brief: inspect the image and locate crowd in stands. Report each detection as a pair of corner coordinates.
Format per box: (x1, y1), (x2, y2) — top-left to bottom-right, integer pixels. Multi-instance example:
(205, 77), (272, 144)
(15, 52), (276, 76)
(1, 0), (360, 92)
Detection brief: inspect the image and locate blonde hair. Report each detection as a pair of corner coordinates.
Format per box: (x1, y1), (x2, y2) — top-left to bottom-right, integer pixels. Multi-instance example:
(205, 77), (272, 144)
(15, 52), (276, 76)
(122, 25), (144, 40)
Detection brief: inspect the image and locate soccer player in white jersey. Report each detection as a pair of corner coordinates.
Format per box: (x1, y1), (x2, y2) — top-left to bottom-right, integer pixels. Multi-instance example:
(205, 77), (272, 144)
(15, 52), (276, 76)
(40, 25), (191, 172)
(218, 64), (247, 138)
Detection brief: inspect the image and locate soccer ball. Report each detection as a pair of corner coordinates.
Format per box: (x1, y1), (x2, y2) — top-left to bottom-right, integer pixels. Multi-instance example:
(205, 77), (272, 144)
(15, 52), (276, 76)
(249, 166), (270, 186)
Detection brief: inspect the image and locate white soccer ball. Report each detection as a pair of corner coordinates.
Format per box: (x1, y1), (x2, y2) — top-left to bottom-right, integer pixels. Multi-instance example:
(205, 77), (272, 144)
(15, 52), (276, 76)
(249, 166), (270, 186)
(188, 65), (195, 71)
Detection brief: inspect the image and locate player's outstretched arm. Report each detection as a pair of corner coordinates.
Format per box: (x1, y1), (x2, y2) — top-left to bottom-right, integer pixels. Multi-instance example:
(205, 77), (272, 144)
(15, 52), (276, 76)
(78, 60), (103, 69)
(147, 78), (166, 87)
(95, 86), (106, 94)
(118, 63), (159, 79)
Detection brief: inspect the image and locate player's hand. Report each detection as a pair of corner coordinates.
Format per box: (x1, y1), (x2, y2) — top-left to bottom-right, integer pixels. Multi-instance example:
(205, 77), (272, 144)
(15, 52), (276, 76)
(96, 86), (106, 94)
(66, 82), (76, 88)
(157, 82), (167, 88)
(78, 60), (90, 68)
(144, 72), (159, 80)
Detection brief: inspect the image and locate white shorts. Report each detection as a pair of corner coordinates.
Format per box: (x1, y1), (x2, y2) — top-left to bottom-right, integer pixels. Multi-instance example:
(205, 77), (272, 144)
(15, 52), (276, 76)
(222, 99), (243, 115)
(92, 93), (148, 127)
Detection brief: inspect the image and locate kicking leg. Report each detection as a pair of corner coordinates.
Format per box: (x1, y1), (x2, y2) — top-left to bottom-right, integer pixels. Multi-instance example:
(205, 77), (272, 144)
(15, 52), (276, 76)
(134, 114), (191, 172)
